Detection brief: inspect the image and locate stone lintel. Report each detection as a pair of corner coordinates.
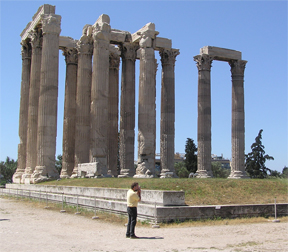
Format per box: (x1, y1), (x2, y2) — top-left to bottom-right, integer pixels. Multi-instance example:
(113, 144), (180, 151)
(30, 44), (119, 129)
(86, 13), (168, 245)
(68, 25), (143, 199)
(132, 22), (159, 43)
(200, 46), (242, 61)
(110, 29), (131, 44)
(59, 36), (78, 50)
(93, 14), (110, 27)
(20, 4), (56, 41)
(155, 37), (172, 50)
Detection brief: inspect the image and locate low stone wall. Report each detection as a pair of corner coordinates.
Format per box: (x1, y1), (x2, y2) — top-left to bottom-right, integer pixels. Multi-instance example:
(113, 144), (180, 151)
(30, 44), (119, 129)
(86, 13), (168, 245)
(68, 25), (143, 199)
(2, 184), (287, 222)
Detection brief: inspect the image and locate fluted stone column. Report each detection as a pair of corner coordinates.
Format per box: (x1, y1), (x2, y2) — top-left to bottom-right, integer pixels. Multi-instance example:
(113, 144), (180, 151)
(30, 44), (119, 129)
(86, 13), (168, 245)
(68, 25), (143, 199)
(60, 48), (78, 178)
(12, 40), (31, 183)
(228, 60), (249, 179)
(90, 16), (111, 176)
(135, 33), (157, 178)
(71, 26), (93, 178)
(22, 29), (43, 183)
(159, 49), (179, 178)
(118, 43), (138, 178)
(194, 54), (213, 178)
(31, 14), (61, 183)
(107, 46), (120, 177)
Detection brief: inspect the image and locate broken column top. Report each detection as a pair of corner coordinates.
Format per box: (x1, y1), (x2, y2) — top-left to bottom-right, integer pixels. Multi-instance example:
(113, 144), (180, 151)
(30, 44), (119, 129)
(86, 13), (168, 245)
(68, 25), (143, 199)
(200, 46), (242, 61)
(20, 4), (56, 41)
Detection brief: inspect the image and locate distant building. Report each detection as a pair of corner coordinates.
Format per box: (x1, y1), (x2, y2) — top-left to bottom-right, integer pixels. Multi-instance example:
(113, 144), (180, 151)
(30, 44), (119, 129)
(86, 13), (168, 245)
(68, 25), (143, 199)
(211, 154), (231, 169)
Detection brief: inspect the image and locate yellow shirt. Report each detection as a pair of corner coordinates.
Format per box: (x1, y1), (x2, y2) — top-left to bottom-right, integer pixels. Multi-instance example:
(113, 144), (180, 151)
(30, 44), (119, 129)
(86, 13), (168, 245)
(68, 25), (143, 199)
(127, 189), (140, 207)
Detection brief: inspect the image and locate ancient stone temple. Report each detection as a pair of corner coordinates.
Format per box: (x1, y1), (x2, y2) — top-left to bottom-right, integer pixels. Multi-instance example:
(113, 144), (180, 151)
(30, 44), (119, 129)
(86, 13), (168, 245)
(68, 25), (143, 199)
(194, 46), (249, 179)
(12, 4), (179, 183)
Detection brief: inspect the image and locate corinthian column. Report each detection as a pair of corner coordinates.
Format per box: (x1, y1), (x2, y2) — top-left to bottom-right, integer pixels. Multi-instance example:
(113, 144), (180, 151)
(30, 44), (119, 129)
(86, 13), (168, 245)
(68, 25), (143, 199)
(118, 42), (138, 178)
(31, 14), (61, 183)
(194, 54), (213, 178)
(159, 49), (179, 178)
(107, 46), (120, 177)
(71, 25), (93, 178)
(22, 29), (42, 183)
(228, 60), (249, 179)
(135, 32), (158, 178)
(60, 48), (78, 178)
(90, 15), (111, 176)
(12, 40), (31, 183)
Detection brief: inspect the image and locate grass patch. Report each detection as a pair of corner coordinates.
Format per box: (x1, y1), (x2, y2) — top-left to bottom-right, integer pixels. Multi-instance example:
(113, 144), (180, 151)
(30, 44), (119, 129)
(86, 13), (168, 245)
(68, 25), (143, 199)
(42, 177), (288, 205)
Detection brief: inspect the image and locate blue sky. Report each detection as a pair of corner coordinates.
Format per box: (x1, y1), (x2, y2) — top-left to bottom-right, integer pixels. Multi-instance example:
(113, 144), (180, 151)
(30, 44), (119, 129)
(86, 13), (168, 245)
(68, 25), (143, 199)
(0, 0), (287, 172)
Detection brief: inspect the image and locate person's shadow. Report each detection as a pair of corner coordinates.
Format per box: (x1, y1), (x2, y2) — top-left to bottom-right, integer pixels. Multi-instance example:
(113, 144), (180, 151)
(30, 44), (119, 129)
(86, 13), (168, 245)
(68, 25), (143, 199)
(138, 236), (164, 239)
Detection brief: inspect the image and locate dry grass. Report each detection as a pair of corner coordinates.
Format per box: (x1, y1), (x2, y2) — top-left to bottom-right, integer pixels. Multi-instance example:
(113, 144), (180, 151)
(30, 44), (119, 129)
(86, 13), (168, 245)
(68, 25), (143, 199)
(42, 178), (288, 205)
(3, 195), (288, 228)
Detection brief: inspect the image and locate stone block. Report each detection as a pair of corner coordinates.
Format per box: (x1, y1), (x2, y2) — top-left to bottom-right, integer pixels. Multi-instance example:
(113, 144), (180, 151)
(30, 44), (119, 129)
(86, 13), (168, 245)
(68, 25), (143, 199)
(110, 29), (130, 43)
(200, 46), (242, 61)
(155, 37), (172, 50)
(59, 36), (77, 49)
(132, 22), (158, 43)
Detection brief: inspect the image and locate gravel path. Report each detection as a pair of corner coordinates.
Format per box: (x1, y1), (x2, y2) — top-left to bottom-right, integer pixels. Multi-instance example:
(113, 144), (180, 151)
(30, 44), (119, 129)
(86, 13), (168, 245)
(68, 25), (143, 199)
(0, 198), (287, 252)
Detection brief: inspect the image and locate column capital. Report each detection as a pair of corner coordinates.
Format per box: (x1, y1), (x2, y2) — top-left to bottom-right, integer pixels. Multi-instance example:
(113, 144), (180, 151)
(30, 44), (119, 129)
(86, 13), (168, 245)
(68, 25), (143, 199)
(41, 14), (61, 35)
(29, 28), (42, 49)
(62, 48), (78, 65)
(109, 46), (120, 70)
(77, 35), (93, 55)
(194, 54), (213, 71)
(159, 48), (180, 66)
(20, 40), (31, 59)
(120, 42), (138, 61)
(229, 60), (247, 76)
(92, 20), (111, 43)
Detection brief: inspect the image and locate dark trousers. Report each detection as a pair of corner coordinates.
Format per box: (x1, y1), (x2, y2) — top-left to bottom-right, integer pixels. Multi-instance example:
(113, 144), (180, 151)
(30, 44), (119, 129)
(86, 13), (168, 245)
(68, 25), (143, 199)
(126, 207), (137, 237)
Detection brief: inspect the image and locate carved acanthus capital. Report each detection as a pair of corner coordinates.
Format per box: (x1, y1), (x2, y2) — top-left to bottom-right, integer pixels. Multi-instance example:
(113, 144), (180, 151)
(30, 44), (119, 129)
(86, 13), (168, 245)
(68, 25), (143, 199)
(20, 40), (31, 59)
(62, 48), (78, 65)
(29, 28), (43, 49)
(109, 46), (120, 69)
(41, 14), (61, 35)
(120, 42), (138, 61)
(229, 60), (247, 76)
(194, 54), (213, 71)
(77, 35), (93, 55)
(92, 22), (111, 43)
(159, 49), (180, 66)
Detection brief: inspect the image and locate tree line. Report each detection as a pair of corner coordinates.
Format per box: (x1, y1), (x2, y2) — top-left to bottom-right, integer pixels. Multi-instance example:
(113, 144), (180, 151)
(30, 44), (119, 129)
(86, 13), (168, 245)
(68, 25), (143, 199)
(1, 129), (287, 184)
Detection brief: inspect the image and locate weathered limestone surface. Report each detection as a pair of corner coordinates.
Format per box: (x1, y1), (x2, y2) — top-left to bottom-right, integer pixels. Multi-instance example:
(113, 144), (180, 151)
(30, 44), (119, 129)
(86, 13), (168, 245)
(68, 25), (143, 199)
(135, 26), (158, 178)
(229, 60), (249, 179)
(90, 15), (111, 176)
(194, 54), (213, 178)
(12, 41), (31, 183)
(23, 29), (42, 183)
(119, 42), (138, 178)
(71, 26), (93, 178)
(194, 46), (248, 179)
(31, 14), (61, 183)
(107, 45), (120, 177)
(200, 46), (241, 61)
(159, 49), (179, 178)
(60, 48), (78, 178)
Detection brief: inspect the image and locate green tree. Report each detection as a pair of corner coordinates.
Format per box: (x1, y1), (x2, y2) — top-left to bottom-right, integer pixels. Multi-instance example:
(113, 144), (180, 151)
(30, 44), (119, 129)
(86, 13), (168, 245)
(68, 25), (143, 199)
(282, 166), (288, 178)
(55, 154), (62, 175)
(245, 129), (274, 178)
(184, 138), (197, 173)
(0, 157), (17, 185)
(174, 162), (189, 178)
(269, 170), (281, 178)
(211, 162), (230, 178)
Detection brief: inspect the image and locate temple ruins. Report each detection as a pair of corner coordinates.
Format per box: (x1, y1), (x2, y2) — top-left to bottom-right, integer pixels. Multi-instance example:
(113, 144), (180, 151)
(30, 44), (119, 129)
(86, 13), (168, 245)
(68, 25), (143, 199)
(12, 5), (248, 184)
(12, 4), (180, 183)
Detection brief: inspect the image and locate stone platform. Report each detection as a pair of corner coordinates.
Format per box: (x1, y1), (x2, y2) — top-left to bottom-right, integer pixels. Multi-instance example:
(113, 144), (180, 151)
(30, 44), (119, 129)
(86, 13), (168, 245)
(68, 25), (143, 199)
(2, 184), (288, 222)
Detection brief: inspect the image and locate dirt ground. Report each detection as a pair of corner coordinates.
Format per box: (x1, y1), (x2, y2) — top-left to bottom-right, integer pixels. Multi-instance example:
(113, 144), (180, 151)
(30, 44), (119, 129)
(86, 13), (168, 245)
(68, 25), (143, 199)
(0, 198), (287, 252)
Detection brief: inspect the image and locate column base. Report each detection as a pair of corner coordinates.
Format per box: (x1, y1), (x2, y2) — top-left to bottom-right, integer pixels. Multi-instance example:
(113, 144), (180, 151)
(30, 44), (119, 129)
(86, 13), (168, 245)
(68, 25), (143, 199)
(228, 170), (250, 179)
(30, 166), (60, 184)
(21, 173), (33, 184)
(160, 171), (176, 178)
(195, 170), (213, 178)
(12, 172), (24, 184)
